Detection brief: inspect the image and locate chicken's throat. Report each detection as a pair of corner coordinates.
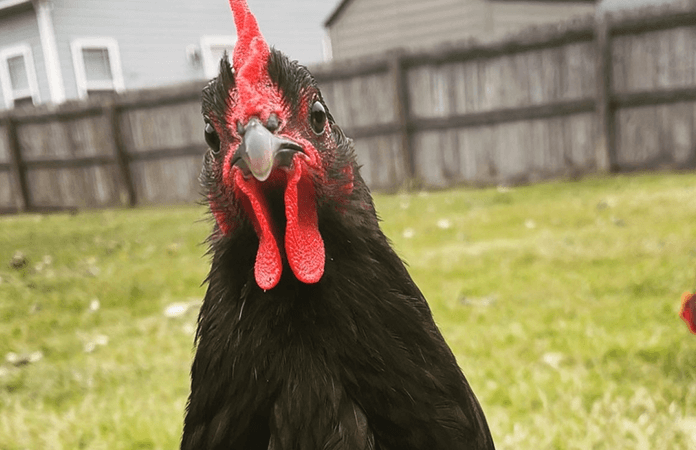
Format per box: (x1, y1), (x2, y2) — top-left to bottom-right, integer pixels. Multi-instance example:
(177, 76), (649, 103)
(234, 163), (325, 290)
(263, 183), (287, 237)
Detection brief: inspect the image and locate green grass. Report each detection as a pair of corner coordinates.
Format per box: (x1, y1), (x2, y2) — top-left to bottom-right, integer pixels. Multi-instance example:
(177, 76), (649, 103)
(1, 172), (696, 449)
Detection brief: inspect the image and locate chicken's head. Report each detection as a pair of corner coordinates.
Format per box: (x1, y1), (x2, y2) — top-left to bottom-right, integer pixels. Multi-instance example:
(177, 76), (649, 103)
(201, 0), (356, 291)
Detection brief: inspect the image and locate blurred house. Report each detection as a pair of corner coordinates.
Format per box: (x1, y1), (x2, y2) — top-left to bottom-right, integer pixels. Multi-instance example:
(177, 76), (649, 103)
(324, 0), (598, 61)
(601, 0), (682, 10)
(0, 0), (238, 110)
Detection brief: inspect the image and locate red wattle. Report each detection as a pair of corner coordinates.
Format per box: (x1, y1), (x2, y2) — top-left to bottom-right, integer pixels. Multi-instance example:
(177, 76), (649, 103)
(234, 170), (282, 290)
(285, 159), (325, 284)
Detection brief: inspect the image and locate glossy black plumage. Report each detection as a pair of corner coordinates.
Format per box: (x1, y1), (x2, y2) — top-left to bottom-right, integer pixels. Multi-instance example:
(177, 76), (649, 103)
(182, 49), (495, 450)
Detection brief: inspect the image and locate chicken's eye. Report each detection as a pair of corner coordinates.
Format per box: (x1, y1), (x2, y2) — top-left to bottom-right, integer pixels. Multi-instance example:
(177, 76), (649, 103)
(204, 121), (220, 154)
(310, 101), (327, 135)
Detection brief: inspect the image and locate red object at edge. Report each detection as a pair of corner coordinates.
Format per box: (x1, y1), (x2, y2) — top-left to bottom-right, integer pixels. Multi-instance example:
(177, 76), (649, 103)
(680, 292), (696, 334)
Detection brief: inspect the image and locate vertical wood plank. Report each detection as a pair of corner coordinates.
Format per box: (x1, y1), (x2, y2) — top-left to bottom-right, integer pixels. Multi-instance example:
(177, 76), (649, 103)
(595, 12), (617, 172)
(106, 105), (137, 207)
(4, 116), (31, 211)
(390, 53), (414, 185)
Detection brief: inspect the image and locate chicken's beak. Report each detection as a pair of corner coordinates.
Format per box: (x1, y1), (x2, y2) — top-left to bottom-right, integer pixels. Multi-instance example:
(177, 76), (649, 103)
(233, 118), (303, 182)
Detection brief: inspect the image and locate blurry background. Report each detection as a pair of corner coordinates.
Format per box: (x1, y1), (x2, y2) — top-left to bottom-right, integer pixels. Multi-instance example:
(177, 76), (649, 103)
(1, 1), (696, 449)
(0, 0), (695, 212)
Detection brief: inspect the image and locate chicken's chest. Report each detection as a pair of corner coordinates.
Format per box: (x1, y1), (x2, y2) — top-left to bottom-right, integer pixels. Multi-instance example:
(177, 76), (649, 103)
(230, 280), (368, 444)
(236, 278), (351, 382)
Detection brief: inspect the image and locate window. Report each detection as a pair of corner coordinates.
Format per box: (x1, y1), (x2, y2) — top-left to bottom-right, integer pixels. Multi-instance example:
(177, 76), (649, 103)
(200, 36), (236, 79)
(71, 38), (124, 99)
(0, 44), (40, 109)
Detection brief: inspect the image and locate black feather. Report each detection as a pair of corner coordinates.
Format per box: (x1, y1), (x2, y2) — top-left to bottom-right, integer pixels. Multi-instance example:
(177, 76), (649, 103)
(202, 52), (235, 122)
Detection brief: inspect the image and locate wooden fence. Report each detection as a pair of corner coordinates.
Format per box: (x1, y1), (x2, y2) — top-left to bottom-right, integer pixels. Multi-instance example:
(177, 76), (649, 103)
(312, 3), (696, 191)
(1, 3), (696, 213)
(0, 83), (207, 213)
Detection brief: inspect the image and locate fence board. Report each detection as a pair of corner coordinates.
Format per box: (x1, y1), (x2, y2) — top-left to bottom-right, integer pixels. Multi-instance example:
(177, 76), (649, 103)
(548, 118), (569, 176)
(452, 60), (480, 115)
(494, 121), (529, 182)
(616, 100), (696, 171)
(324, 79), (353, 129)
(408, 65), (450, 119)
(362, 74), (396, 127)
(528, 119), (554, 177)
(613, 25), (696, 94)
(457, 126), (497, 184)
(352, 134), (405, 191)
(656, 102), (695, 166)
(0, 124), (9, 165)
(482, 57), (505, 111)
(671, 27), (696, 87)
(566, 113), (598, 170)
(563, 42), (597, 99)
(616, 106), (661, 169)
(16, 114), (124, 208)
(122, 102), (201, 153)
(0, 123), (20, 211)
(130, 155), (203, 204)
(371, 134), (407, 190)
(441, 129), (461, 181)
(413, 131), (448, 188)
(39, 166), (121, 208)
(510, 52), (532, 108)
(0, 121), (20, 211)
(120, 101), (203, 204)
(0, 172), (18, 212)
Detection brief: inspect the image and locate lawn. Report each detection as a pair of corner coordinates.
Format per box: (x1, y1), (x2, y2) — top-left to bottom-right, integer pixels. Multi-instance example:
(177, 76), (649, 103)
(1, 172), (695, 449)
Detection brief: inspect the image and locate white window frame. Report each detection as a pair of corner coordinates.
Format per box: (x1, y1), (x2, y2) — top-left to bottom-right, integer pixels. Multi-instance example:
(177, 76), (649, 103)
(0, 43), (40, 109)
(70, 37), (124, 99)
(200, 35), (236, 79)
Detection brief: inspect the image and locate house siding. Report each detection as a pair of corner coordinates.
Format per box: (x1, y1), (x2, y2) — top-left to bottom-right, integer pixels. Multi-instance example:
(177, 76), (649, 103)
(49, 0), (236, 100)
(328, 0), (595, 61)
(490, 1), (595, 38)
(0, 0), (335, 110)
(329, 0), (488, 61)
(0, 7), (49, 107)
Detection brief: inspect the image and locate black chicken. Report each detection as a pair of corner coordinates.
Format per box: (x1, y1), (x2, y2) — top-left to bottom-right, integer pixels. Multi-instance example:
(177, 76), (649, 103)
(181, 1), (495, 449)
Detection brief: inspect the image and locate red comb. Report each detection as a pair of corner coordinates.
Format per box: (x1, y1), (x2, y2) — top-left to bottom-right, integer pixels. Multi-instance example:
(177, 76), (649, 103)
(229, 0), (268, 69)
(228, 0), (273, 120)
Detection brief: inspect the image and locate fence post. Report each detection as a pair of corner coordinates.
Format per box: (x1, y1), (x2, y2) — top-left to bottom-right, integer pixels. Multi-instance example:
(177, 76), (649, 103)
(595, 10), (617, 173)
(389, 52), (415, 186)
(5, 116), (31, 212)
(106, 104), (137, 207)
